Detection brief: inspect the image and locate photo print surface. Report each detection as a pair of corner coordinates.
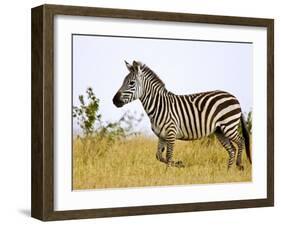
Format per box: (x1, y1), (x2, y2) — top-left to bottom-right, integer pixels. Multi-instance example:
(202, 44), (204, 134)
(72, 34), (253, 190)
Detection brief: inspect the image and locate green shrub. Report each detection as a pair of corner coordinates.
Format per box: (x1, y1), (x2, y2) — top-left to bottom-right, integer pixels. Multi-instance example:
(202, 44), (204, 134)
(73, 87), (143, 142)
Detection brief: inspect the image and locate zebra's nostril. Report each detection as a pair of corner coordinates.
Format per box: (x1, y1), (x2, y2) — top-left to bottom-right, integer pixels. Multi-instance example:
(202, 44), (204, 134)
(113, 92), (120, 102)
(113, 92), (124, 107)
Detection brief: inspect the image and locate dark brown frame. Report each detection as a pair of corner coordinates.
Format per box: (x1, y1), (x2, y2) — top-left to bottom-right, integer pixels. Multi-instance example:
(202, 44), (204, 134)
(31, 4), (274, 221)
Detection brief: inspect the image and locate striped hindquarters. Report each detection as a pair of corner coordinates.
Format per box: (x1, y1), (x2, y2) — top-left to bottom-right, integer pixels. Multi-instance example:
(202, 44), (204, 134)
(174, 90), (241, 139)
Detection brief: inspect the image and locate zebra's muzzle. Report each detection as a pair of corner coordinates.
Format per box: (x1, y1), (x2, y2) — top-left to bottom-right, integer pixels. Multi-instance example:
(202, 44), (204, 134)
(113, 92), (124, 108)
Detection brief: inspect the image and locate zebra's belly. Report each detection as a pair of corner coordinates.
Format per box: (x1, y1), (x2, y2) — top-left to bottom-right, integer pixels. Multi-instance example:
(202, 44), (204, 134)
(151, 122), (217, 140)
(175, 131), (197, 140)
(176, 124), (217, 140)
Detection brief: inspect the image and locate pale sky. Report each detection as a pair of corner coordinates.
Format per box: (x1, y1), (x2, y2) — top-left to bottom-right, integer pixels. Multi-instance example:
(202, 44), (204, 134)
(73, 34), (252, 135)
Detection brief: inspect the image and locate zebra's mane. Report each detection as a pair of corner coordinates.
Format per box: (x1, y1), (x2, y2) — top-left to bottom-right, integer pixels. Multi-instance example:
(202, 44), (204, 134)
(141, 64), (166, 87)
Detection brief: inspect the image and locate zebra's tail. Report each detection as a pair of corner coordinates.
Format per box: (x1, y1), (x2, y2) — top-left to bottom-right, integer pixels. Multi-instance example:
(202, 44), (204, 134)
(241, 115), (252, 164)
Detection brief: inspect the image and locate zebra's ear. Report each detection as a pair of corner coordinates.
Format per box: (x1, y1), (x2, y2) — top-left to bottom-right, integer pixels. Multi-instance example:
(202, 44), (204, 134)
(125, 60), (133, 71)
(132, 61), (142, 73)
(132, 60), (138, 68)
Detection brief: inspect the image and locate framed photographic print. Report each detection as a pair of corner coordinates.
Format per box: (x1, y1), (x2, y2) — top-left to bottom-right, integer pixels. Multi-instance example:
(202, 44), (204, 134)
(31, 4), (274, 221)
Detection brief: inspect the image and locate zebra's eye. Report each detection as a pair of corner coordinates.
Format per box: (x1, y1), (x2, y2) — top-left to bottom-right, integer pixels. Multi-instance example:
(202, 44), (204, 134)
(129, 81), (135, 86)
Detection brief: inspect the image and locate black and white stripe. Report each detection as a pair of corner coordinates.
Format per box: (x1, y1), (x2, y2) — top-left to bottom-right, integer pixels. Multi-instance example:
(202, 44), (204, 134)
(113, 61), (251, 169)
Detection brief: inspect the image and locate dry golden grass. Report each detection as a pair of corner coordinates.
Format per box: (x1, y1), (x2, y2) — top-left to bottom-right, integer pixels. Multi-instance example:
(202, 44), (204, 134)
(73, 135), (252, 190)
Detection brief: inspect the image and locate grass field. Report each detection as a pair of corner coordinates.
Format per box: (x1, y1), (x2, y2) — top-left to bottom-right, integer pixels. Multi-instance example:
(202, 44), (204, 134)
(73, 135), (252, 190)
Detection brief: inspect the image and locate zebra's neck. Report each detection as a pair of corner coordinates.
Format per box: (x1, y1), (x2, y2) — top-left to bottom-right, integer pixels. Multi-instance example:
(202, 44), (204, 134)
(138, 68), (170, 121)
(139, 82), (168, 112)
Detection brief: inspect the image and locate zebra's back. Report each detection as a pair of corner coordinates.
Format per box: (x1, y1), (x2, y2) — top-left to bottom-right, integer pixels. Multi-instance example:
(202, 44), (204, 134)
(172, 90), (241, 140)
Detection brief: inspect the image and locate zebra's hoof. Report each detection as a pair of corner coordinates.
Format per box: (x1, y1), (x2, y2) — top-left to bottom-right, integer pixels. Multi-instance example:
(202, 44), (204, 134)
(174, 161), (185, 168)
(237, 165), (244, 171)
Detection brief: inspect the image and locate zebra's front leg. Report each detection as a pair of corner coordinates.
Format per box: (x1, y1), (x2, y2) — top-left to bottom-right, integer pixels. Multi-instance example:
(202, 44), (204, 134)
(166, 141), (185, 168)
(156, 138), (166, 164)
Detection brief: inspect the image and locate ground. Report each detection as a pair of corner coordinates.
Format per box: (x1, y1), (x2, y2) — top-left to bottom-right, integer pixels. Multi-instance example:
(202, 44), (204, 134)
(73, 135), (252, 190)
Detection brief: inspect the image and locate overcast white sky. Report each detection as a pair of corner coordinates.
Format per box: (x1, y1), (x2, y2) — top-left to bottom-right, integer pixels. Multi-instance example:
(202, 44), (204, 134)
(73, 35), (252, 135)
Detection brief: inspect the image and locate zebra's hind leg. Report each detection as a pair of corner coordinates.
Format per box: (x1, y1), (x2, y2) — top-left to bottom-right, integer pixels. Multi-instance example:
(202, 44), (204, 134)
(215, 131), (236, 169)
(166, 141), (185, 168)
(231, 134), (246, 171)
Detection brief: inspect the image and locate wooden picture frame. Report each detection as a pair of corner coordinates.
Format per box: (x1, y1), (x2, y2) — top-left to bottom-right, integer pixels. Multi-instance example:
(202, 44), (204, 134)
(31, 4), (274, 221)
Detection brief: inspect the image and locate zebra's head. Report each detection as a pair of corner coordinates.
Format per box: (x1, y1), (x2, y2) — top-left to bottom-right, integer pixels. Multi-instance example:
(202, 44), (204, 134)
(113, 60), (144, 108)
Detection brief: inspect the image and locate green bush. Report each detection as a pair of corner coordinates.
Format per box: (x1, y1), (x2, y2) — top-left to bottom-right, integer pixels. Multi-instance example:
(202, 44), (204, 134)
(246, 111), (252, 134)
(73, 87), (143, 141)
(73, 87), (102, 136)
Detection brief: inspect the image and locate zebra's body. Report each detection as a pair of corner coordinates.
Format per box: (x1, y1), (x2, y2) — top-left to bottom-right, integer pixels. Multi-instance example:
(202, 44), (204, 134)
(141, 89), (240, 141)
(113, 61), (251, 169)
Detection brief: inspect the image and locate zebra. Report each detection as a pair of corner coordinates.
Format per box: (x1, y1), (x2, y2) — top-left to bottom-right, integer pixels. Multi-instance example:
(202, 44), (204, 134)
(113, 60), (251, 170)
